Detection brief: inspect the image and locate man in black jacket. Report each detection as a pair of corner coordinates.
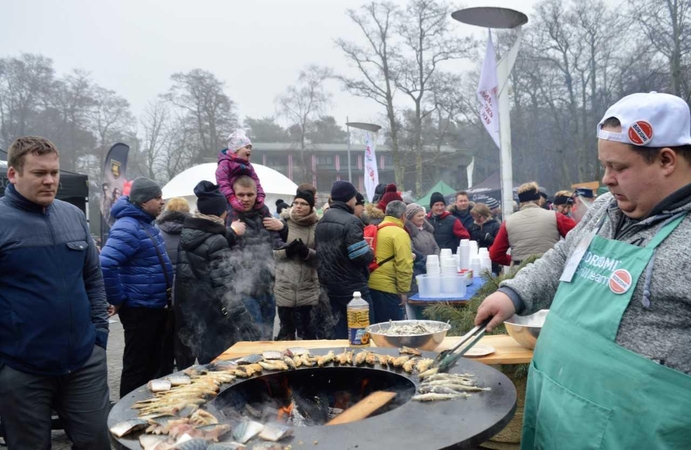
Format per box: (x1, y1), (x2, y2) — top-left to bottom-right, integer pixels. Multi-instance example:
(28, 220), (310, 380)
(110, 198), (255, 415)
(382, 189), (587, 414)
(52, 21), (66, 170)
(227, 176), (284, 340)
(0, 137), (110, 449)
(449, 191), (475, 231)
(315, 181), (374, 338)
(175, 181), (257, 365)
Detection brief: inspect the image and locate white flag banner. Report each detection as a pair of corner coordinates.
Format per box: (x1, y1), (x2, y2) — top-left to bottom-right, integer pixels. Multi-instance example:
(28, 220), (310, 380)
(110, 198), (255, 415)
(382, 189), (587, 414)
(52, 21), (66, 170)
(364, 131), (379, 202)
(466, 156), (475, 188)
(477, 30), (501, 148)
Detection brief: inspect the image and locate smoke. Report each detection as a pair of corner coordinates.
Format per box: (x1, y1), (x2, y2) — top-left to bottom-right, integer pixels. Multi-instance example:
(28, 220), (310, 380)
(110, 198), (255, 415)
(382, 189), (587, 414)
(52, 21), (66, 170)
(311, 289), (336, 340)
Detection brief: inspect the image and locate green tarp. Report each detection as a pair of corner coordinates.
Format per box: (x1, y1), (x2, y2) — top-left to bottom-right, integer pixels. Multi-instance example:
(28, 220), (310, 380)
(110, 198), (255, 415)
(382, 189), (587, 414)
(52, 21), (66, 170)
(416, 180), (457, 207)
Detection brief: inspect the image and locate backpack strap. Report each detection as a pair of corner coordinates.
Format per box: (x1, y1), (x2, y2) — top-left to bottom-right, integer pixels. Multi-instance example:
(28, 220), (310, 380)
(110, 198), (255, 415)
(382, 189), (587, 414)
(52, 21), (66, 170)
(373, 222), (398, 267)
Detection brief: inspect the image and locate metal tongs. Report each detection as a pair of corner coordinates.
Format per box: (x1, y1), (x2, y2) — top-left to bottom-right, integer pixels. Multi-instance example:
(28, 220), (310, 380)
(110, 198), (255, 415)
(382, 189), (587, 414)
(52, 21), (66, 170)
(433, 319), (490, 373)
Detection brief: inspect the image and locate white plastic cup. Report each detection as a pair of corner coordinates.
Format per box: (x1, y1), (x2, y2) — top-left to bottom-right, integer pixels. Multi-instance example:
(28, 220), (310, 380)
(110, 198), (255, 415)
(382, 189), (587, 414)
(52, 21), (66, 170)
(440, 248), (452, 259)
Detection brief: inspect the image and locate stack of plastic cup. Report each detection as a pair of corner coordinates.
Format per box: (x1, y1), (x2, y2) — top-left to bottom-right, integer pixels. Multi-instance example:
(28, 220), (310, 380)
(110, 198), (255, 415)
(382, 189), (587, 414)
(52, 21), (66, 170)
(426, 254), (440, 276)
(469, 240), (479, 259)
(479, 248), (492, 273)
(458, 240), (471, 270)
(440, 248), (453, 260)
(441, 256), (457, 276)
(470, 255), (482, 277)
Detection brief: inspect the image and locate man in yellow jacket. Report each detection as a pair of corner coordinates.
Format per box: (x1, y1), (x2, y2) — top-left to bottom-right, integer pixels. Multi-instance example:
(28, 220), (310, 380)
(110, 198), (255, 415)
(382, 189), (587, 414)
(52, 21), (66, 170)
(368, 200), (414, 322)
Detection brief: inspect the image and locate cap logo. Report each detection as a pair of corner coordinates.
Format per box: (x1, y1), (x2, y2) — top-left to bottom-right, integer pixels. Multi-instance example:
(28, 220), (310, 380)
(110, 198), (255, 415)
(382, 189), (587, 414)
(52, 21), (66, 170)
(609, 269), (632, 295)
(628, 121), (653, 145)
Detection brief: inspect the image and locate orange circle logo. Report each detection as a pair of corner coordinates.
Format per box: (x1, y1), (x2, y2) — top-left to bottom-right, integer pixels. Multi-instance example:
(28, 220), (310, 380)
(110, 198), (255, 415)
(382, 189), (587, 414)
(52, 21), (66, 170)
(609, 269), (632, 294)
(628, 121), (653, 145)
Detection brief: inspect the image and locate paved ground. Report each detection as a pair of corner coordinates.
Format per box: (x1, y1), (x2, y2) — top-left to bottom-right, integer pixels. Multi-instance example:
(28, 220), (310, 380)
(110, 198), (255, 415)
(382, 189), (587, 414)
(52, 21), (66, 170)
(51, 318), (124, 449)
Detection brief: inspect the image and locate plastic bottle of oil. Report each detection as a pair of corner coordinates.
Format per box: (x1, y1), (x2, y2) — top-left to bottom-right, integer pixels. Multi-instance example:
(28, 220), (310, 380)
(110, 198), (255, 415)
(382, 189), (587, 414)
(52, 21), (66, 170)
(347, 291), (370, 346)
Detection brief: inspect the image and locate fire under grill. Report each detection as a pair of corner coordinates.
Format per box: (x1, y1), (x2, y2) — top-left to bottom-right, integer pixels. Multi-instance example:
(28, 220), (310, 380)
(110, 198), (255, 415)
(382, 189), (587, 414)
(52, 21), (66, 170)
(109, 347), (517, 450)
(216, 367), (416, 427)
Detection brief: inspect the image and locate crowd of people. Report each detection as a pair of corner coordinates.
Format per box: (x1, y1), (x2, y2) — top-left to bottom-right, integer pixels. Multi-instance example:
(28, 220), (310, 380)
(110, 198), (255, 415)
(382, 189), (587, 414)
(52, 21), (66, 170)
(3, 91), (690, 448)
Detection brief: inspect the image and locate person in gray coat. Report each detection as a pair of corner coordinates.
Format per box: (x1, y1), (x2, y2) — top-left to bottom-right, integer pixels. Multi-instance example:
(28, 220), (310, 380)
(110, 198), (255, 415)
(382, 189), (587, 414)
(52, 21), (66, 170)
(404, 203), (439, 294)
(274, 190), (320, 340)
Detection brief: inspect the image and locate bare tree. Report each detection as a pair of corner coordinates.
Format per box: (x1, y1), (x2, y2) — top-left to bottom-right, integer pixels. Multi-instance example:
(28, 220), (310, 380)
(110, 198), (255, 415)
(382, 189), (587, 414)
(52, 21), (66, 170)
(139, 100), (169, 181)
(335, 1), (405, 185)
(275, 65), (332, 182)
(0, 53), (54, 149)
(631, 0), (691, 100)
(394, 0), (474, 194)
(164, 69), (237, 164)
(91, 86), (133, 161)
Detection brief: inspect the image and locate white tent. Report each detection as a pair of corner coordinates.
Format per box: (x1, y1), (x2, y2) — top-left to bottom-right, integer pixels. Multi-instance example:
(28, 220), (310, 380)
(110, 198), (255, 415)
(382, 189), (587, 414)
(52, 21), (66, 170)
(162, 163), (298, 212)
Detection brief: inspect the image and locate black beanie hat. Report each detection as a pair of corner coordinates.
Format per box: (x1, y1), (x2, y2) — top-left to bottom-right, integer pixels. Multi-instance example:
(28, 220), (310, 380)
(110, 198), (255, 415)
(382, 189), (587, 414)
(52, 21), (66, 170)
(294, 190), (315, 209)
(331, 180), (358, 203)
(355, 192), (365, 206)
(430, 192), (446, 209)
(194, 180), (227, 216)
(277, 200), (291, 214)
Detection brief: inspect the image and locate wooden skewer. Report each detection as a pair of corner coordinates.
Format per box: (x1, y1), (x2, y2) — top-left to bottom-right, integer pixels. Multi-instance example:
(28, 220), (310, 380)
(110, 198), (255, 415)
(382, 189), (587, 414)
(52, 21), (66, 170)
(326, 391), (397, 426)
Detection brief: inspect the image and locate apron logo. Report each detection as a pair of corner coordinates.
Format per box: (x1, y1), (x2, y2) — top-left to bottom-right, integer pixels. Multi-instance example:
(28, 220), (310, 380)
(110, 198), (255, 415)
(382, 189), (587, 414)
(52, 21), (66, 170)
(609, 269), (632, 294)
(628, 121), (653, 145)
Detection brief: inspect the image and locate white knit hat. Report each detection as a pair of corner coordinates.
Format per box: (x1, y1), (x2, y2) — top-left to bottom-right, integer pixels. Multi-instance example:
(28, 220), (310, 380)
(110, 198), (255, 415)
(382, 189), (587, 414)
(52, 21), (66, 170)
(227, 129), (252, 153)
(597, 92), (691, 148)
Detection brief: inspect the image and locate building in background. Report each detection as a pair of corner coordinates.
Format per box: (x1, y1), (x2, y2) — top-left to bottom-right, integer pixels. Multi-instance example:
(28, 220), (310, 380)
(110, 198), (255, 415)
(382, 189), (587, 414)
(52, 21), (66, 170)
(209, 143), (474, 203)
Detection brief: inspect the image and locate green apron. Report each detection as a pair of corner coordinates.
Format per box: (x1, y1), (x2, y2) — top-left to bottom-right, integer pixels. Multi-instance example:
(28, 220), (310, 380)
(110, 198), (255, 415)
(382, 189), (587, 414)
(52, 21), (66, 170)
(522, 213), (691, 449)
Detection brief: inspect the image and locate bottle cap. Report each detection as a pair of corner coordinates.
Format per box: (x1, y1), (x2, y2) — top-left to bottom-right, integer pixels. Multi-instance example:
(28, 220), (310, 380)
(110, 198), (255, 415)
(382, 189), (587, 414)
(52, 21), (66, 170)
(353, 291), (361, 297)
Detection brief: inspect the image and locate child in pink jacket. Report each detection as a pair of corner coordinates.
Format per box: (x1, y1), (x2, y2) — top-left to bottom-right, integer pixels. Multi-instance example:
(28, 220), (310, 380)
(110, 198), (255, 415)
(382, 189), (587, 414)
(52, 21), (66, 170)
(216, 129), (266, 212)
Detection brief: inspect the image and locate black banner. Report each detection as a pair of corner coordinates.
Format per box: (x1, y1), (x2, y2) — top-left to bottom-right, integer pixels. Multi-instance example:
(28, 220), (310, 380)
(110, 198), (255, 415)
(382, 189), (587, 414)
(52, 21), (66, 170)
(100, 143), (129, 241)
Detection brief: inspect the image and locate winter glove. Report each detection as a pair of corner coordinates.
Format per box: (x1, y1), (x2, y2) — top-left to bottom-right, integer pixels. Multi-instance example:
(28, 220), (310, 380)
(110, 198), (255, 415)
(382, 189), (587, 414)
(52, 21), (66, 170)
(295, 239), (310, 260)
(283, 239), (301, 259)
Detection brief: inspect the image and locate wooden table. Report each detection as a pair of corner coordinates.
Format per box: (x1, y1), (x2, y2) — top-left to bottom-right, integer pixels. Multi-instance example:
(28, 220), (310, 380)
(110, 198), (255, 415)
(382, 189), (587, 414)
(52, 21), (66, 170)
(216, 334), (533, 366)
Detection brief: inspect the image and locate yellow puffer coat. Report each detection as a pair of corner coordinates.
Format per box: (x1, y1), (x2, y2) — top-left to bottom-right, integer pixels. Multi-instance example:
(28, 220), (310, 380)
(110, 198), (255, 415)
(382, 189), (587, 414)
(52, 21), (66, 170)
(368, 217), (414, 294)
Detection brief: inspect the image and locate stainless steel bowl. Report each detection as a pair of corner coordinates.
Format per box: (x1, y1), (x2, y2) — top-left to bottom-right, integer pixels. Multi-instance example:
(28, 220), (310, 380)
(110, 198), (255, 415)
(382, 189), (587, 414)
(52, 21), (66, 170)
(504, 309), (549, 350)
(367, 320), (451, 351)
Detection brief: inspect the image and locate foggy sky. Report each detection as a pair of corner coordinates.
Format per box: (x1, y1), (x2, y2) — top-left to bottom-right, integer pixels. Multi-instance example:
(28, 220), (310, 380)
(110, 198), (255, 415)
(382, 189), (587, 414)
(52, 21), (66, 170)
(2, 0), (538, 129)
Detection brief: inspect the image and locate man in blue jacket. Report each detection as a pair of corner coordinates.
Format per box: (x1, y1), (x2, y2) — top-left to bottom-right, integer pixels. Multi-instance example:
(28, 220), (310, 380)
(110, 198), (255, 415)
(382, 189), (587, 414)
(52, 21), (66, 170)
(0, 136), (110, 449)
(100, 177), (173, 397)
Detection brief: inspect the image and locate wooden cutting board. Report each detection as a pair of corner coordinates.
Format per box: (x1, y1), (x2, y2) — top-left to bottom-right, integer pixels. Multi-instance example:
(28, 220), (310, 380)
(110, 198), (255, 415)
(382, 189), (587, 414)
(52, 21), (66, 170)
(215, 334), (532, 365)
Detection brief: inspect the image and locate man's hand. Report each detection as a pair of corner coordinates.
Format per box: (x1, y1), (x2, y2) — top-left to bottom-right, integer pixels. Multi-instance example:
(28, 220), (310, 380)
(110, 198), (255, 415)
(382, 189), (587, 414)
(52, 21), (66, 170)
(107, 304), (121, 317)
(399, 293), (408, 306)
(231, 220), (246, 237)
(475, 291), (516, 332)
(262, 217), (284, 231)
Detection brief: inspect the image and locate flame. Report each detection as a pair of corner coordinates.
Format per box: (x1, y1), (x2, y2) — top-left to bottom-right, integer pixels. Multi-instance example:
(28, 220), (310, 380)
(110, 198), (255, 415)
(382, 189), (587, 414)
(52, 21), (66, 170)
(334, 392), (351, 410)
(360, 378), (370, 397)
(277, 402), (294, 422)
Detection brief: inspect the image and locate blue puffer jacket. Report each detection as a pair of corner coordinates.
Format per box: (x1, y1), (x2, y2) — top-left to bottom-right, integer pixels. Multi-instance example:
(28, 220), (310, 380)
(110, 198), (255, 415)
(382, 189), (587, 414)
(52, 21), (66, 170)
(100, 196), (173, 309)
(0, 184), (108, 376)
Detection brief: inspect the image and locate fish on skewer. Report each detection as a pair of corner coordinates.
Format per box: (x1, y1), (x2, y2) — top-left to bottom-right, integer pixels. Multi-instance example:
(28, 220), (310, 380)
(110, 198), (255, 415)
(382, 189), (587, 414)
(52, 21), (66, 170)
(399, 346), (422, 356)
(365, 351), (378, 366)
(300, 354), (316, 367)
(354, 351), (369, 366)
(415, 358), (434, 374)
(283, 356), (296, 370)
(402, 358), (418, 373)
(336, 348), (352, 365)
(412, 392), (465, 402)
(393, 355), (410, 368)
(259, 360), (290, 372)
(317, 350), (335, 367)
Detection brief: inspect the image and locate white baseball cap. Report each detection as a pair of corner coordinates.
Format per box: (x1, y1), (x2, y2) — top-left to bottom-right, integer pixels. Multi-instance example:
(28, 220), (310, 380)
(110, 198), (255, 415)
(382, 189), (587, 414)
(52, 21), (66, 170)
(597, 92), (691, 147)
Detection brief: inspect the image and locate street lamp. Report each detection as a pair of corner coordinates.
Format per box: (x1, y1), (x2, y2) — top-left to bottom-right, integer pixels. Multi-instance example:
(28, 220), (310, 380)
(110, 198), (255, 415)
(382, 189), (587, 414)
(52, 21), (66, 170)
(346, 120), (382, 183)
(452, 6), (528, 218)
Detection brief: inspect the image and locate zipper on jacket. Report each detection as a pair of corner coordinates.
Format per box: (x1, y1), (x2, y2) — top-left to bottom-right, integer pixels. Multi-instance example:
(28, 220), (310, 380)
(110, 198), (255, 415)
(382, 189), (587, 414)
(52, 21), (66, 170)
(46, 211), (74, 371)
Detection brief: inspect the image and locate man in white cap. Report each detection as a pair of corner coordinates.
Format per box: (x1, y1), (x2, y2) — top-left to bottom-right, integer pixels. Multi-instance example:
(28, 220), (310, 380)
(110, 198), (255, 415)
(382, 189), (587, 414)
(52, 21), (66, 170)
(475, 92), (691, 448)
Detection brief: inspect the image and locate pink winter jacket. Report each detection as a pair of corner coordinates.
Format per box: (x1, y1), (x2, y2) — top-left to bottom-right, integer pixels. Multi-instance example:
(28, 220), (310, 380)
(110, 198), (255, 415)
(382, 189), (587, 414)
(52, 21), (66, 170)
(216, 149), (266, 212)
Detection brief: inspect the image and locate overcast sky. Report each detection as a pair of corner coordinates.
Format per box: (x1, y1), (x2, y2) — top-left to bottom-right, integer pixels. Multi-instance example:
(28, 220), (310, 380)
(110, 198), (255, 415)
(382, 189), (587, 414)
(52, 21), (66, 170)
(2, 0), (538, 129)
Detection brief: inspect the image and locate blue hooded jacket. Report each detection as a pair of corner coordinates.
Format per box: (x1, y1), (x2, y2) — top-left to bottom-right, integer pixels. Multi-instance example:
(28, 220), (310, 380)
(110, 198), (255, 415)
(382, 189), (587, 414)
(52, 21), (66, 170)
(0, 184), (108, 376)
(100, 196), (173, 309)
